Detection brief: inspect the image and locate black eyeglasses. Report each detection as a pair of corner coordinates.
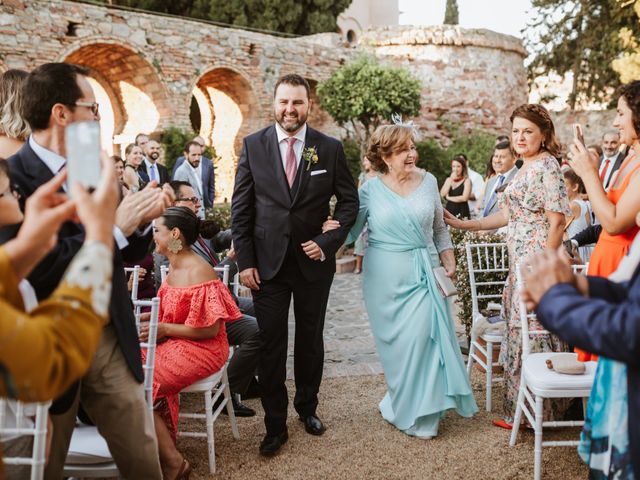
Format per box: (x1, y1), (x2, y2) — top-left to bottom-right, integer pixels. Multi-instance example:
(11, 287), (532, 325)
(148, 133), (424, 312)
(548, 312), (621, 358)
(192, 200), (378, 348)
(0, 184), (20, 200)
(176, 196), (200, 204)
(75, 101), (100, 116)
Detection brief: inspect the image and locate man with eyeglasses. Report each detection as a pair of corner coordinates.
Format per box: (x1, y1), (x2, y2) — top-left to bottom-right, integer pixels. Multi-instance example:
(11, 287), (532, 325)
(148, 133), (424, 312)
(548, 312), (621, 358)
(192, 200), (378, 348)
(0, 63), (165, 479)
(153, 180), (261, 417)
(173, 140), (215, 217)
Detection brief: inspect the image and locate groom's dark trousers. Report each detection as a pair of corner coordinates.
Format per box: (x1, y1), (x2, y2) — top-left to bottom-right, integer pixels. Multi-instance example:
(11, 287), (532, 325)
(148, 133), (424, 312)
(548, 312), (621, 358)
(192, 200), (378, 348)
(232, 124), (358, 436)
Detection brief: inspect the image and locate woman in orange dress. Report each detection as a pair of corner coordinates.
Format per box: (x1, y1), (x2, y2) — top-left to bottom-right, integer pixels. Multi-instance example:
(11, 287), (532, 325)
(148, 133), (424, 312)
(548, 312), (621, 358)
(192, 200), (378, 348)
(140, 206), (241, 479)
(568, 81), (640, 361)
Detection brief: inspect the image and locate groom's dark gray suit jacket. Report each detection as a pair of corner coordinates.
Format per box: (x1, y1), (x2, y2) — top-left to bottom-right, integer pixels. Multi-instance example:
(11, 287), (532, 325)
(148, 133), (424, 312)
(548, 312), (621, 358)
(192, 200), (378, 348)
(231, 124), (358, 281)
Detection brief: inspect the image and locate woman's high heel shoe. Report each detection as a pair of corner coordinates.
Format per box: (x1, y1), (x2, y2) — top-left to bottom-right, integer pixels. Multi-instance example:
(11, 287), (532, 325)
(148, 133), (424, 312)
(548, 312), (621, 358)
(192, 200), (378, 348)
(174, 458), (192, 480)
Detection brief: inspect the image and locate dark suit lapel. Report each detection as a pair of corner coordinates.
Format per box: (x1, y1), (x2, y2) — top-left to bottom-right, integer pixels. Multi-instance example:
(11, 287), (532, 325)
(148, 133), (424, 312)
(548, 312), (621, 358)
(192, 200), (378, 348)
(264, 126), (292, 203)
(291, 126), (319, 206)
(18, 142), (56, 192)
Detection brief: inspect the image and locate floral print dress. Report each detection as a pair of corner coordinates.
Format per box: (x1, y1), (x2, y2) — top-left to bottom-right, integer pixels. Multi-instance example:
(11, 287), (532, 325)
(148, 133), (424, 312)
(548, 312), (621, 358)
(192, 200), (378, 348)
(497, 155), (572, 421)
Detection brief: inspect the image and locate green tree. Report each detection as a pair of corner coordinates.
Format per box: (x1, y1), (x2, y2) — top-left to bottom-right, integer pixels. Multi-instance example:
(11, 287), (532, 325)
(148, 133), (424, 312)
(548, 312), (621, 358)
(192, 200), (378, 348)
(317, 56), (422, 151)
(612, 1), (640, 82)
(526, 0), (640, 109)
(104, 0), (350, 35)
(443, 0), (459, 25)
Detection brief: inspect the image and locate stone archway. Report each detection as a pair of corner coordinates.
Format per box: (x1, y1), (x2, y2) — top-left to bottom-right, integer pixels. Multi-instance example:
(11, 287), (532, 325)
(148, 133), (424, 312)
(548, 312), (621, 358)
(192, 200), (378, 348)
(191, 67), (261, 202)
(60, 41), (172, 153)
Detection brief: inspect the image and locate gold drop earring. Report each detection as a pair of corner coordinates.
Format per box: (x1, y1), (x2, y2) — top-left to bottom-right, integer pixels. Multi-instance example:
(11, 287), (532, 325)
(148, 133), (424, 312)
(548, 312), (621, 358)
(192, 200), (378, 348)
(167, 236), (183, 254)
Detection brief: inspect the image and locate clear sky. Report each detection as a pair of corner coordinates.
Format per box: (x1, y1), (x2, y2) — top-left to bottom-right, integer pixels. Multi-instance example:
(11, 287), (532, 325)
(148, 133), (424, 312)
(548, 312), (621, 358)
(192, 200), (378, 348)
(398, 0), (533, 39)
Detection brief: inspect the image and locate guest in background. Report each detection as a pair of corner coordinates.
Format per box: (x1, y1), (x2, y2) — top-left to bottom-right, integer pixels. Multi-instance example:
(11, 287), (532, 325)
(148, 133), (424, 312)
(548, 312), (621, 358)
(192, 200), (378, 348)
(0, 69), (29, 158)
(353, 156), (376, 274)
(598, 130), (624, 190)
(563, 168), (594, 263)
(111, 155), (129, 197)
(567, 81), (640, 362)
(142, 206), (242, 479)
(480, 141), (518, 218)
(139, 139), (169, 185)
(473, 155), (496, 216)
(441, 154), (471, 219)
(123, 143), (147, 192)
(445, 104), (570, 428)
(173, 140), (215, 216)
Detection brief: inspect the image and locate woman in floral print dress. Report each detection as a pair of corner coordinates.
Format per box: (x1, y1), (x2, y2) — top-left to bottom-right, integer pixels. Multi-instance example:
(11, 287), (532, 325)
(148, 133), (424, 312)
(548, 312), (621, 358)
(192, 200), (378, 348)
(445, 104), (571, 427)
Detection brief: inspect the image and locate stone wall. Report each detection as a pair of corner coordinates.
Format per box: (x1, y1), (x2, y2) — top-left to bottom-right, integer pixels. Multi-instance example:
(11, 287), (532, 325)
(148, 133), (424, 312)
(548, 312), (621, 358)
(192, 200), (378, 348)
(359, 26), (529, 143)
(0, 1), (530, 198)
(551, 110), (617, 148)
(0, 0), (353, 200)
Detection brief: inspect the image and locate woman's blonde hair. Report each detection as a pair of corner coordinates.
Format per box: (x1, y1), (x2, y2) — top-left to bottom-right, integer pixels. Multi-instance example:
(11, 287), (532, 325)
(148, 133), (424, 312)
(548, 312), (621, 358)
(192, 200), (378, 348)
(366, 125), (417, 174)
(0, 70), (30, 141)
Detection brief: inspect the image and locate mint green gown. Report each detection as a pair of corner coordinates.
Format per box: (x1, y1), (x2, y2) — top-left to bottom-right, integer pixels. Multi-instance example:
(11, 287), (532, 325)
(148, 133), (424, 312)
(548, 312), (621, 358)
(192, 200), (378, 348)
(348, 173), (477, 437)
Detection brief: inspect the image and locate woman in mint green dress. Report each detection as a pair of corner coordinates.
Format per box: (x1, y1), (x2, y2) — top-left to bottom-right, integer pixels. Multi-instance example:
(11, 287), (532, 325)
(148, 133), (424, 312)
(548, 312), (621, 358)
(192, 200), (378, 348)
(345, 125), (478, 438)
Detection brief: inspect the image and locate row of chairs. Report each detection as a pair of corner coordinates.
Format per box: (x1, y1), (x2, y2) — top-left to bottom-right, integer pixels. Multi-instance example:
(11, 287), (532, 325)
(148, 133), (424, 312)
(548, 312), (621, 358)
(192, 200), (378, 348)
(464, 242), (596, 480)
(1, 265), (239, 479)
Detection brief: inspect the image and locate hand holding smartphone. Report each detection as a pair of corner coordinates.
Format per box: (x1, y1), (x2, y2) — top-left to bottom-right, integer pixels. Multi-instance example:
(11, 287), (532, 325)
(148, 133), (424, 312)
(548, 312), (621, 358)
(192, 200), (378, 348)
(65, 121), (101, 195)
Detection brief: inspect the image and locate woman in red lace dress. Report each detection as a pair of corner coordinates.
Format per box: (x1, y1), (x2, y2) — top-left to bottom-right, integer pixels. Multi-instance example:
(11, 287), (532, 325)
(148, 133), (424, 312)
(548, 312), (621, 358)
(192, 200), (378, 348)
(140, 206), (241, 479)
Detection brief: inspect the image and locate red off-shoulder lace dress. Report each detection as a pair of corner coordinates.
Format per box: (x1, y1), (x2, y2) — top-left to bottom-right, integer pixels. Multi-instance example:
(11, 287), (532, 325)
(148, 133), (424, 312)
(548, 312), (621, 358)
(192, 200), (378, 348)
(142, 278), (241, 441)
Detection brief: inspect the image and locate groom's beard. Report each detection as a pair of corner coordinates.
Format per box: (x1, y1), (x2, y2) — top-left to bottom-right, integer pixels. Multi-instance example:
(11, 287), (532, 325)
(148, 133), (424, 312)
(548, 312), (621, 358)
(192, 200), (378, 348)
(276, 111), (308, 133)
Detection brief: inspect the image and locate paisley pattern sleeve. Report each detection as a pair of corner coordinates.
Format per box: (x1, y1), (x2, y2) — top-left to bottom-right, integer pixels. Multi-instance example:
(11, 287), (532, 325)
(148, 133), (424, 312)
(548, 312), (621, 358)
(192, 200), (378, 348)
(0, 240), (113, 402)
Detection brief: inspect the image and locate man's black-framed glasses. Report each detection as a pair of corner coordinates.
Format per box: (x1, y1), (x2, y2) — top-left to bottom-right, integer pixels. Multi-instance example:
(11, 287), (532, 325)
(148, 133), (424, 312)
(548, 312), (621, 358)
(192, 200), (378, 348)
(176, 196), (200, 204)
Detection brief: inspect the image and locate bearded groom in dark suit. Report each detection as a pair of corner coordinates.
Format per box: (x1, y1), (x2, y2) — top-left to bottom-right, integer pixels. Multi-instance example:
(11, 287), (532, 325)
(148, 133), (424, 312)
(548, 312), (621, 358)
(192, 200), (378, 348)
(231, 74), (358, 456)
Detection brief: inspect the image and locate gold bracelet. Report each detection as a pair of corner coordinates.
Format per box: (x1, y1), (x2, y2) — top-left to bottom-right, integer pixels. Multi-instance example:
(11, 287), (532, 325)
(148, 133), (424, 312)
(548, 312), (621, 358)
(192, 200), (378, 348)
(476, 219), (482, 230)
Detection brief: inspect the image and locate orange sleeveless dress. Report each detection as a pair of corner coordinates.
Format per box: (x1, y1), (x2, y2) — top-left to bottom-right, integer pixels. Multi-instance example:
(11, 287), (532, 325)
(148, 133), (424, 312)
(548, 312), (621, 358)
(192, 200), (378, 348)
(576, 156), (640, 362)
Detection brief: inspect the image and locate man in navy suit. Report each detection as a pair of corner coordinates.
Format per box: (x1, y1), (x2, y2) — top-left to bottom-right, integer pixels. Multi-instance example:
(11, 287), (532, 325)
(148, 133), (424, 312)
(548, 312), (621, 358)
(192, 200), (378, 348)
(522, 248), (640, 478)
(138, 139), (169, 185)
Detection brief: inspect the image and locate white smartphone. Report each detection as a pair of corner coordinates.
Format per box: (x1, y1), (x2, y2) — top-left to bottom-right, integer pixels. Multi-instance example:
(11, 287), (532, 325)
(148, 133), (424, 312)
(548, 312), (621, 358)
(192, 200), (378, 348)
(65, 121), (101, 194)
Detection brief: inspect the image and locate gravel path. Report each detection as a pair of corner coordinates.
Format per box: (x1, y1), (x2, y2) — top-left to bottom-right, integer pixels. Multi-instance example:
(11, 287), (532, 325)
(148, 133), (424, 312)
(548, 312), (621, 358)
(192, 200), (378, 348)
(177, 272), (587, 478)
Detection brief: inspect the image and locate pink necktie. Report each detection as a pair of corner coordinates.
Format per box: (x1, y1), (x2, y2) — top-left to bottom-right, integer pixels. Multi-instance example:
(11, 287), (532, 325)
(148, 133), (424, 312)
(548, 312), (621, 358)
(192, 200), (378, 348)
(285, 137), (298, 188)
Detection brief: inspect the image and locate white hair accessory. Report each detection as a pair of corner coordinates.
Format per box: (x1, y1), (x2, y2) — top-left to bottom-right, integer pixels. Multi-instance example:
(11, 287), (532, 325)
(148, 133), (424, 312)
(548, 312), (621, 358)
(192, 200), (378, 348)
(390, 113), (421, 139)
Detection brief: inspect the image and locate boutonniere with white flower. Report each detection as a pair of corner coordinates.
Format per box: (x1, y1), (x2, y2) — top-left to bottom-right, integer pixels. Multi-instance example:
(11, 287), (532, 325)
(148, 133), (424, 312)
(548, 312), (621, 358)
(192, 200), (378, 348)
(303, 146), (319, 171)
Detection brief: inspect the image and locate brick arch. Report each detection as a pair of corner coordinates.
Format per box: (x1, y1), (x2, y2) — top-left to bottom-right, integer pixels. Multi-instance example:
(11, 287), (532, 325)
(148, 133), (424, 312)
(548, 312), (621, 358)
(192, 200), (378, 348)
(192, 66), (262, 152)
(58, 40), (173, 135)
(191, 66), (262, 203)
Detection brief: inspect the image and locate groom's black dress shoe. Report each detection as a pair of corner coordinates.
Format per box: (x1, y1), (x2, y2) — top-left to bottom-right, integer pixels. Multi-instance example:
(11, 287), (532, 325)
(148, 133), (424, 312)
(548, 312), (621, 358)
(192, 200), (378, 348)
(259, 429), (288, 456)
(299, 414), (326, 435)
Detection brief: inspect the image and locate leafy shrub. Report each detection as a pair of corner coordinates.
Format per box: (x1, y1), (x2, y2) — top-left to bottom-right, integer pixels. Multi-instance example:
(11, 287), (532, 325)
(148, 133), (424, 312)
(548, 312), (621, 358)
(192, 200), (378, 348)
(342, 137), (363, 182)
(450, 228), (508, 339)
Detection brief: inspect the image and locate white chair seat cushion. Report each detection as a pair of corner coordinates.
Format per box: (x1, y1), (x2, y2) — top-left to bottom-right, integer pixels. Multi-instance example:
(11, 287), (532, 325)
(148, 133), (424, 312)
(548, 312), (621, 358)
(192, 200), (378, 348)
(480, 332), (503, 343)
(523, 353), (597, 392)
(181, 371), (223, 393)
(66, 425), (113, 465)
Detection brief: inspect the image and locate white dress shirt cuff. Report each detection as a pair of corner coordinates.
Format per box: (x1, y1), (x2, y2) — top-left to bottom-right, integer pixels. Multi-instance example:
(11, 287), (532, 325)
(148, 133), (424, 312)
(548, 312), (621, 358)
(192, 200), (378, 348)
(320, 249), (326, 262)
(113, 226), (129, 250)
